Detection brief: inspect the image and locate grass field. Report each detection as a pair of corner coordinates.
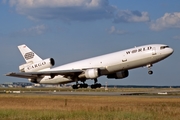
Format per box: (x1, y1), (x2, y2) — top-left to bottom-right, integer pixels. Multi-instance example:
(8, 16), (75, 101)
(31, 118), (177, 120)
(0, 93), (180, 120)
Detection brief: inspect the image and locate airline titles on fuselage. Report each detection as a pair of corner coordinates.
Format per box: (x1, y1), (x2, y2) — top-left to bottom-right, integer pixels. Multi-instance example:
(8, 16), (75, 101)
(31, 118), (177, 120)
(27, 61), (46, 70)
(126, 46), (152, 54)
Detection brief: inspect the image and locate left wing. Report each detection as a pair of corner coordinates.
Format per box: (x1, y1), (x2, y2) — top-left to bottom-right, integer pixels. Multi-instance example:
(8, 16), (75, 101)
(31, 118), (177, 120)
(6, 69), (83, 79)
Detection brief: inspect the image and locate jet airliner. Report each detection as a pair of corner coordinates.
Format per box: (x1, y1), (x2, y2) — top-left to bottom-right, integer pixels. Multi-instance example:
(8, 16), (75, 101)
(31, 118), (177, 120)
(6, 44), (173, 89)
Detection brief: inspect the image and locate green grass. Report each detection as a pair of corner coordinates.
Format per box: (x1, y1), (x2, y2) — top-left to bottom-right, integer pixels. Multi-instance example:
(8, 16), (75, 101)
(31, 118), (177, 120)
(0, 109), (158, 120)
(0, 94), (180, 120)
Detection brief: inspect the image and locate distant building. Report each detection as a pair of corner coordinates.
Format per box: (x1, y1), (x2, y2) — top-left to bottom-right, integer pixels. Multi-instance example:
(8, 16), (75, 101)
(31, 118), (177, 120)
(2, 82), (34, 88)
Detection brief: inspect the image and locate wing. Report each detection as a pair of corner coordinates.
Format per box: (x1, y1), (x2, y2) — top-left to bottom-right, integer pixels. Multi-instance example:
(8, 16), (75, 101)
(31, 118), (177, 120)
(6, 69), (83, 79)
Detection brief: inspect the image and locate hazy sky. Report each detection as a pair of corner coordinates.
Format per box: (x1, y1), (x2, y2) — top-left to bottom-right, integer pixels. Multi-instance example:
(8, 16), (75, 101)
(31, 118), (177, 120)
(1, 0), (180, 85)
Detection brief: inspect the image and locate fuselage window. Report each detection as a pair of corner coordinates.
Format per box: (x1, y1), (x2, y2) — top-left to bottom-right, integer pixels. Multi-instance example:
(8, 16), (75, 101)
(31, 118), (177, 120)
(147, 47), (152, 50)
(160, 46), (169, 50)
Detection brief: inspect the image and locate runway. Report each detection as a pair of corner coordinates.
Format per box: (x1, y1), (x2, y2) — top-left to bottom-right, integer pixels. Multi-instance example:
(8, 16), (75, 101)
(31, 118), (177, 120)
(52, 91), (132, 96)
(4, 89), (179, 97)
(1, 88), (180, 97)
(51, 89), (180, 97)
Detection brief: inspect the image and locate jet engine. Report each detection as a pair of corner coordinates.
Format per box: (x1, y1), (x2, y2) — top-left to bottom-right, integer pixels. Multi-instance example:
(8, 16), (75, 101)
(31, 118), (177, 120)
(79, 68), (100, 79)
(19, 58), (55, 72)
(107, 70), (129, 79)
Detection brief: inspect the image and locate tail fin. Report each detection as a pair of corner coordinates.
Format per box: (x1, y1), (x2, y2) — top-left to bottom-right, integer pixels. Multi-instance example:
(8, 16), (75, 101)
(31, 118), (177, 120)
(18, 44), (42, 63)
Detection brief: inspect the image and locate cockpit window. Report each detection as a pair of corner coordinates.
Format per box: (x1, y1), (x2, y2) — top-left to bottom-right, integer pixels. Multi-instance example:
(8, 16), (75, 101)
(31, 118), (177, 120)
(160, 46), (169, 49)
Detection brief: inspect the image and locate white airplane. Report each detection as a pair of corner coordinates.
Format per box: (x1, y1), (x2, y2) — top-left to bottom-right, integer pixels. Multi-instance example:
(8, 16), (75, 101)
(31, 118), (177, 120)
(6, 44), (173, 89)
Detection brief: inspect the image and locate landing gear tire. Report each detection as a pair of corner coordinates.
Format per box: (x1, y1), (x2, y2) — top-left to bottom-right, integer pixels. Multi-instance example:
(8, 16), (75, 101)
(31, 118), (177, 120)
(91, 78), (101, 89)
(96, 83), (102, 88)
(91, 84), (96, 89)
(80, 84), (88, 88)
(72, 85), (78, 89)
(91, 83), (102, 89)
(72, 83), (88, 89)
(148, 70), (153, 75)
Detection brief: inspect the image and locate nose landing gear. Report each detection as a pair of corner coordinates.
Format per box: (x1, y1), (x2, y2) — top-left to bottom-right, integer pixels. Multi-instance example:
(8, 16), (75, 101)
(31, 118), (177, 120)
(148, 70), (153, 75)
(147, 64), (153, 75)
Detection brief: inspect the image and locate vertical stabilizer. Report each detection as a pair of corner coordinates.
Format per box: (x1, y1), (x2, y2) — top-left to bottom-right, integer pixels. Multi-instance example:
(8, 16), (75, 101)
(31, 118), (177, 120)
(18, 44), (42, 63)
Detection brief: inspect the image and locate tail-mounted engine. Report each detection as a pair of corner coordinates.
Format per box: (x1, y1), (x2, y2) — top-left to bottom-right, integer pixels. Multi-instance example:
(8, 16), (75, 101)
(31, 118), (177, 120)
(19, 58), (55, 72)
(78, 68), (100, 79)
(107, 70), (129, 79)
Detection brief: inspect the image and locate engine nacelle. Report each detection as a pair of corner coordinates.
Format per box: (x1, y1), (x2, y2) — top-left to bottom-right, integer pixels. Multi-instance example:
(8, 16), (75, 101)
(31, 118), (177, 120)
(107, 70), (129, 79)
(79, 68), (99, 79)
(19, 58), (55, 72)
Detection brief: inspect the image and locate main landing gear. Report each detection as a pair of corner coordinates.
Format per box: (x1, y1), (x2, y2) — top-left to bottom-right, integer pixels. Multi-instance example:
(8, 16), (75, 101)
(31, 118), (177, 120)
(72, 83), (88, 89)
(147, 64), (153, 75)
(90, 78), (102, 89)
(72, 78), (102, 89)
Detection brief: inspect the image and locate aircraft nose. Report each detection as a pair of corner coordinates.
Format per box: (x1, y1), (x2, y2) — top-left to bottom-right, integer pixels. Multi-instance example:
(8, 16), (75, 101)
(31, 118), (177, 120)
(167, 48), (174, 55)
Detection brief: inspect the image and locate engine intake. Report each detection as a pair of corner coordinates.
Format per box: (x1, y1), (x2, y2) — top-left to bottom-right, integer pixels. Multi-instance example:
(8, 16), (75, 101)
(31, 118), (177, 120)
(79, 68), (100, 79)
(107, 70), (129, 79)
